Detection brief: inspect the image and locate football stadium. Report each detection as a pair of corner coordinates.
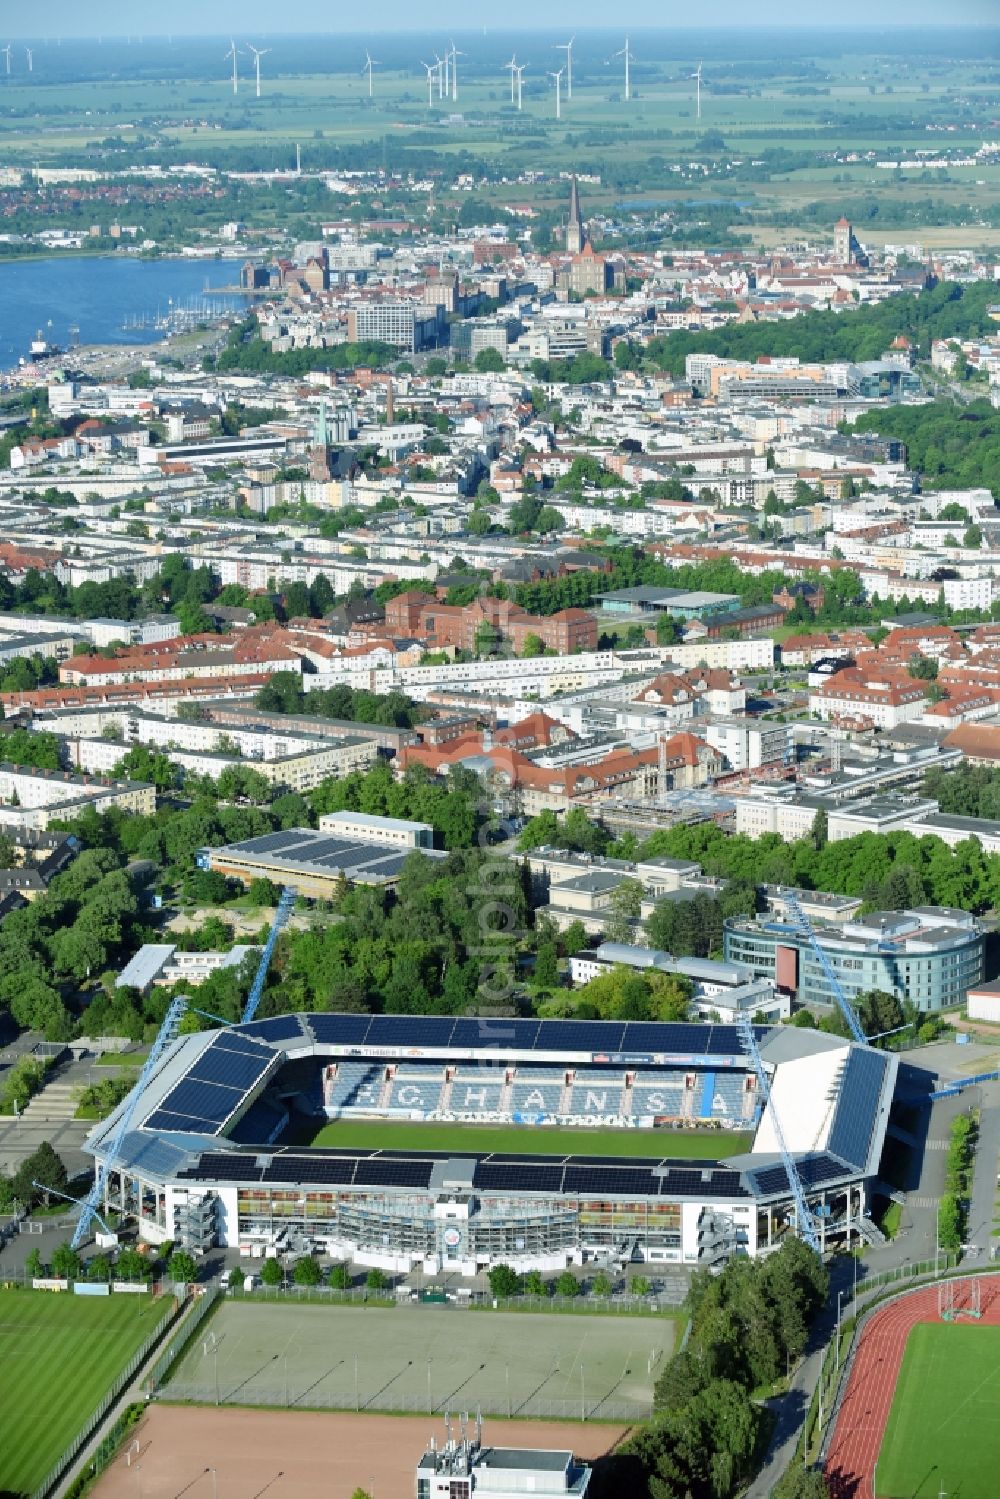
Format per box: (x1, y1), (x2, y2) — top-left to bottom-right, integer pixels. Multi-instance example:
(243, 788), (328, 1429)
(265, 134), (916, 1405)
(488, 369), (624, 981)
(84, 1014), (897, 1273)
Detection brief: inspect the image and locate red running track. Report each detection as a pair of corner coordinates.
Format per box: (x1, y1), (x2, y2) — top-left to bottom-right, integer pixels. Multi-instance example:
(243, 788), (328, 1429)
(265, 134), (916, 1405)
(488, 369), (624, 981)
(824, 1280), (1000, 1499)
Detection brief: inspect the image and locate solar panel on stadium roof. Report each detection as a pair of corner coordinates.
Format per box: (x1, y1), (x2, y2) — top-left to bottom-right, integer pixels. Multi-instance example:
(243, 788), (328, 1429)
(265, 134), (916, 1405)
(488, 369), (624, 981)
(352, 1160), (434, 1187)
(473, 1163), (565, 1193)
(145, 1109), (215, 1134)
(450, 1018), (541, 1050)
(188, 1051), (271, 1093)
(535, 1020), (627, 1050)
(562, 1166), (660, 1195)
(262, 1156), (358, 1185)
(752, 1164), (791, 1195)
(234, 1016), (303, 1043)
(307, 1014), (375, 1044)
(178, 1153), (265, 1181)
(704, 1025), (746, 1054)
(828, 1050), (887, 1170)
(156, 1078), (245, 1126)
(619, 1023), (709, 1052)
(797, 1153), (852, 1188)
(364, 1016), (457, 1046)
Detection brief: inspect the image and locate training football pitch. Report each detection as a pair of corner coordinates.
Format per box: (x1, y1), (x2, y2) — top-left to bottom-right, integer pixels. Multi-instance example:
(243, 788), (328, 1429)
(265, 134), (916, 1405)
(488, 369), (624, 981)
(165, 1302), (676, 1420)
(0, 1289), (173, 1497)
(308, 1118), (749, 1159)
(876, 1323), (1000, 1499)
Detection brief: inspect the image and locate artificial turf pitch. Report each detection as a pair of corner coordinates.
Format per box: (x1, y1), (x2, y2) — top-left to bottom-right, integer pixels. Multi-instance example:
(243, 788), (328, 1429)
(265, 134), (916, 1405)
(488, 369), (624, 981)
(308, 1118), (750, 1159)
(876, 1322), (1000, 1499)
(0, 1288), (172, 1497)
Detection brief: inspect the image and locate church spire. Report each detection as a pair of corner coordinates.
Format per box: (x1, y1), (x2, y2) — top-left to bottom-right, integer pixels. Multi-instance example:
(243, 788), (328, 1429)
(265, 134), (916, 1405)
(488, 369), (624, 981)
(566, 175), (584, 255)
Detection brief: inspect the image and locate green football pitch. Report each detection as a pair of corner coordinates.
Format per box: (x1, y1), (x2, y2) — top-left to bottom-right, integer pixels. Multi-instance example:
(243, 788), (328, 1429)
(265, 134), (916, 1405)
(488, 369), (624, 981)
(876, 1322), (1000, 1499)
(0, 1289), (172, 1497)
(308, 1118), (750, 1159)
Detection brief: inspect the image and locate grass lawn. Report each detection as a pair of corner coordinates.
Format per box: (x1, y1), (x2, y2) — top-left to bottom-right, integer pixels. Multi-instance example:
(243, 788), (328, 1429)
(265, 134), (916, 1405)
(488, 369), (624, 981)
(0, 1288), (172, 1497)
(309, 1118), (749, 1159)
(876, 1322), (1000, 1499)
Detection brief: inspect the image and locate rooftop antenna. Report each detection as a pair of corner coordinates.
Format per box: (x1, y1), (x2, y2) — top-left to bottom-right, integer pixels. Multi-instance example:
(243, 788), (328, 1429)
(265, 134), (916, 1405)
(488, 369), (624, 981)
(548, 66), (563, 121)
(514, 62), (526, 112)
(421, 60), (438, 109)
(691, 61), (703, 120)
(363, 49), (378, 100)
(246, 44), (271, 99)
(505, 53), (517, 106)
(224, 39), (238, 95)
(614, 36), (633, 102)
(450, 41), (464, 102)
(556, 35), (575, 100)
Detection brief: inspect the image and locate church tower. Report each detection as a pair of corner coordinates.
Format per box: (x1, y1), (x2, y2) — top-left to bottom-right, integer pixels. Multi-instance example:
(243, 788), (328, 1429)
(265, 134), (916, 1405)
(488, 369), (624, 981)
(566, 175), (585, 255)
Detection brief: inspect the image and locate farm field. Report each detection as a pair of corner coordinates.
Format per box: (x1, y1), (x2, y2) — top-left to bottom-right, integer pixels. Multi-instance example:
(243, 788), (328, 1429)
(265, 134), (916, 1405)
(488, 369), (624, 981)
(0, 1289), (173, 1498)
(164, 1301), (676, 1419)
(307, 1118), (750, 1159)
(876, 1322), (1000, 1499)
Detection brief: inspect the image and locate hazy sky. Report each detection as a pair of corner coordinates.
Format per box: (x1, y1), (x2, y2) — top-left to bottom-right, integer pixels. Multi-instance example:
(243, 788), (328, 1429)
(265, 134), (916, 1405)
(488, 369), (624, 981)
(13, 2), (1000, 35)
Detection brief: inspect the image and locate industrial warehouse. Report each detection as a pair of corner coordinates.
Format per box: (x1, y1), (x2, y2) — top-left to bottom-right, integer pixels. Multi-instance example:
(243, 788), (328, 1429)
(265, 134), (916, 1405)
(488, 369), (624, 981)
(84, 1012), (898, 1274)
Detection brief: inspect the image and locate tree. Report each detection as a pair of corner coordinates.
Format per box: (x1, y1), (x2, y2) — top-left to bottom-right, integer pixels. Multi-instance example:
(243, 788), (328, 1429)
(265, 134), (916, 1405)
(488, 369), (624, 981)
(116, 1246), (149, 1282)
(522, 1269), (549, 1297)
(631, 1275), (651, 1298)
(964, 523), (983, 549)
(329, 1262), (351, 1290)
(15, 1140), (67, 1206)
(293, 1255), (323, 1286)
(605, 878), (644, 944)
(533, 941), (559, 990)
(51, 1242), (80, 1280)
(810, 808), (828, 851)
(772, 1468), (831, 1498)
(25, 1247), (43, 1279)
(474, 347), (505, 373)
(488, 1263), (521, 1298)
(555, 1271), (579, 1298)
(227, 1265), (245, 1291)
(561, 920), (588, 957)
(168, 1251), (199, 1283)
(592, 1270), (613, 1297)
(260, 1256), (284, 1287)
(365, 1267), (389, 1292)
(521, 632), (546, 658)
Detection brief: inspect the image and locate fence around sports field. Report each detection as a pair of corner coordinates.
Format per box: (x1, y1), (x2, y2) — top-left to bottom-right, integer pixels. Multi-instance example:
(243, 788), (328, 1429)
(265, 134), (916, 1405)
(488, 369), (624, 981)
(158, 1381), (652, 1422)
(223, 1284), (684, 1313)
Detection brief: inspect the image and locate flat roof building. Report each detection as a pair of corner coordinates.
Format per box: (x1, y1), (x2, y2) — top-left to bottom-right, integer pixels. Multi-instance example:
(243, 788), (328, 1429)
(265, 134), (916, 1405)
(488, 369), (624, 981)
(204, 826), (446, 897)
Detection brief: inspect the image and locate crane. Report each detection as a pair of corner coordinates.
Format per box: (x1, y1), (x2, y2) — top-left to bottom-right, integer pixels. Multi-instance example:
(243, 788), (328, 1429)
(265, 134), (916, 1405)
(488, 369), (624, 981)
(736, 1011), (820, 1253)
(781, 890), (867, 1045)
(71, 996), (190, 1249)
(241, 886), (296, 1025)
(71, 890), (295, 1248)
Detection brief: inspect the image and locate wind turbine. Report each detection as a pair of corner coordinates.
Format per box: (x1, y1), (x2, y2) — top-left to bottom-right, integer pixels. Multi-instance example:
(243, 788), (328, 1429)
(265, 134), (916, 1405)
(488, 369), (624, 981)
(434, 54), (445, 99)
(442, 45), (449, 99)
(548, 67), (563, 122)
(505, 54), (517, 106)
(556, 36), (574, 101)
(450, 42), (463, 103)
(514, 63), (526, 112)
(691, 61), (703, 120)
(224, 40), (238, 95)
(246, 45), (270, 100)
(363, 50), (378, 99)
(2, 44), (11, 76)
(614, 37), (633, 102)
(25, 47), (32, 73)
(421, 60), (437, 109)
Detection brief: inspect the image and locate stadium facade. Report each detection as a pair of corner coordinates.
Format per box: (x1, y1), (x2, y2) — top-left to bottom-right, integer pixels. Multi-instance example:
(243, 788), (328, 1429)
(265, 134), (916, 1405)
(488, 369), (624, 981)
(86, 1014), (897, 1273)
